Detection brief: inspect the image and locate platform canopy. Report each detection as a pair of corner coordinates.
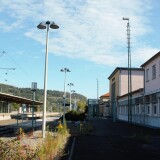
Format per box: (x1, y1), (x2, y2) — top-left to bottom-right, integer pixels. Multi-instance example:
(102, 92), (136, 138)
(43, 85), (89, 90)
(0, 92), (43, 105)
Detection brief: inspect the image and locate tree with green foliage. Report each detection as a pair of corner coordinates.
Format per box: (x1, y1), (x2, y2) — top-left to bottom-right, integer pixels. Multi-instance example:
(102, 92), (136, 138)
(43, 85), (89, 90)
(77, 100), (87, 112)
(12, 103), (20, 111)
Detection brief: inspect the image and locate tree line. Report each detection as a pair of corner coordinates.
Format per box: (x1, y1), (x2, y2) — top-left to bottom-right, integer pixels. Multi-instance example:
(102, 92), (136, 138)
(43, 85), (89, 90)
(0, 83), (87, 112)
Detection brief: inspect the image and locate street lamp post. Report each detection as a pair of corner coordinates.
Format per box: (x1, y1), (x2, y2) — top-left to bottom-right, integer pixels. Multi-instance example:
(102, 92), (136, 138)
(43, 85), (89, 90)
(122, 17), (132, 123)
(68, 83), (74, 111)
(61, 68), (71, 124)
(71, 90), (76, 110)
(31, 82), (37, 130)
(73, 92), (77, 110)
(37, 21), (59, 138)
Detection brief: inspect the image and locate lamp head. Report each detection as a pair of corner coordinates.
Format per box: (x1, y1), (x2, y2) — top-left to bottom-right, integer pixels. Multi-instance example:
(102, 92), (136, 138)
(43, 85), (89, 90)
(122, 17), (129, 20)
(37, 21), (59, 29)
(68, 83), (74, 86)
(50, 22), (59, 29)
(61, 68), (71, 72)
(37, 22), (46, 29)
(66, 68), (71, 72)
(60, 69), (64, 72)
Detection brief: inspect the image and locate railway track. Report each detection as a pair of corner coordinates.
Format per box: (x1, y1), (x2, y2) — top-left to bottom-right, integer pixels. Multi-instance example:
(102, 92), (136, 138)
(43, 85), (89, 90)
(0, 117), (59, 137)
(0, 125), (15, 137)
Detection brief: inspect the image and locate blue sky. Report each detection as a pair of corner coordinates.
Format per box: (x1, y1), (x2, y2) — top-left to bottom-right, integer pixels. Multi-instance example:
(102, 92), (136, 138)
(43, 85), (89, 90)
(0, 0), (160, 99)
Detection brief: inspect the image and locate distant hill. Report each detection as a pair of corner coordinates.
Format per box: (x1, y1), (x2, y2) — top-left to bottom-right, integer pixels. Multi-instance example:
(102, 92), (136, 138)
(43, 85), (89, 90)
(0, 83), (87, 112)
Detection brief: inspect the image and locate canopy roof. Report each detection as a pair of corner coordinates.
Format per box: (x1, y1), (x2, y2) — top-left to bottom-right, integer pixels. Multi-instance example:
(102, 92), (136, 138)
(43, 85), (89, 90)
(0, 92), (43, 105)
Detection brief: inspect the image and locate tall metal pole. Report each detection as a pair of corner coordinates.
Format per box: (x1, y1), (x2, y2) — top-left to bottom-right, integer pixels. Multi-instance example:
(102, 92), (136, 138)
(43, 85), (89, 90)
(37, 21), (59, 138)
(96, 78), (99, 117)
(97, 78), (99, 100)
(123, 17), (132, 123)
(42, 23), (49, 138)
(61, 68), (70, 124)
(32, 91), (35, 129)
(68, 83), (74, 111)
(69, 90), (71, 110)
(71, 90), (75, 110)
(63, 70), (67, 124)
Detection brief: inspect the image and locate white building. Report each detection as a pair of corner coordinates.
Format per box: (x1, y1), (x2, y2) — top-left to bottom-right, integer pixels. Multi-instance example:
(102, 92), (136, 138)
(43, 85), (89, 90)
(141, 51), (160, 127)
(117, 51), (160, 128)
(108, 67), (144, 121)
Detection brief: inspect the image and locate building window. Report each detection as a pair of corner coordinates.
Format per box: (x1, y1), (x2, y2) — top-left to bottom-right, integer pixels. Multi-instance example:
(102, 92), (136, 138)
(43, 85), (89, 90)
(153, 104), (157, 115)
(151, 94), (157, 103)
(146, 105), (150, 114)
(125, 106), (127, 114)
(145, 95), (150, 104)
(152, 64), (156, 79)
(120, 106), (121, 114)
(122, 106), (125, 114)
(146, 68), (149, 82)
(133, 106), (135, 114)
(137, 106), (140, 114)
(140, 105), (145, 114)
(147, 105), (150, 114)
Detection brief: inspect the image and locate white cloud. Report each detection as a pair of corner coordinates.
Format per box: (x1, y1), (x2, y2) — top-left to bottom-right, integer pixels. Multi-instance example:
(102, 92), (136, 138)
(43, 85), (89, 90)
(0, 0), (159, 67)
(132, 47), (160, 67)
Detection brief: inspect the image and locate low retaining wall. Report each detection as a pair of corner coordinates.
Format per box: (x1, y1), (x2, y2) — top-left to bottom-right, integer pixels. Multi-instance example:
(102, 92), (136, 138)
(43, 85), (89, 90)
(0, 114), (11, 120)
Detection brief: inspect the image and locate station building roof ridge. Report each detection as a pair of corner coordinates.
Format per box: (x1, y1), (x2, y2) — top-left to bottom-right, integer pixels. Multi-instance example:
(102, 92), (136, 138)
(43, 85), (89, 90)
(108, 67), (144, 80)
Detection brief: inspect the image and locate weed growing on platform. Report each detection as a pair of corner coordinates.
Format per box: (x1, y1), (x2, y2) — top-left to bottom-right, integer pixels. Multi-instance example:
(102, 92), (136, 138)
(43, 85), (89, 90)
(36, 124), (69, 160)
(16, 127), (25, 140)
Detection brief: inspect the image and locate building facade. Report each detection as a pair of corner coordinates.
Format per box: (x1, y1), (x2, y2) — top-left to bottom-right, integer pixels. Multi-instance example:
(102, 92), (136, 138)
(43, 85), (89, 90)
(141, 51), (160, 127)
(99, 92), (110, 117)
(117, 88), (144, 122)
(108, 67), (144, 121)
(117, 51), (160, 128)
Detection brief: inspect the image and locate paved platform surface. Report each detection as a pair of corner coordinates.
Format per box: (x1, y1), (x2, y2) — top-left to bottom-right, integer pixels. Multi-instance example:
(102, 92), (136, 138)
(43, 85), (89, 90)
(67, 118), (160, 160)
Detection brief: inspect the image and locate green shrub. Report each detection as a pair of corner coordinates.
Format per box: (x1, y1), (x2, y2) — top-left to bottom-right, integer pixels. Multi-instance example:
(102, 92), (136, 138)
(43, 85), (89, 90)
(36, 124), (69, 160)
(62, 110), (86, 121)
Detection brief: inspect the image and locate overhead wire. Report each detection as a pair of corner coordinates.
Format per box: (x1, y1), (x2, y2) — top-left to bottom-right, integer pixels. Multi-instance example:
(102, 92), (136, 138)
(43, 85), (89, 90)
(5, 51), (34, 80)
(0, 50), (34, 89)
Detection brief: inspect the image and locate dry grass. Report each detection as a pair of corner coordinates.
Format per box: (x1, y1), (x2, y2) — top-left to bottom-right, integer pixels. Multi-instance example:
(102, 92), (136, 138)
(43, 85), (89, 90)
(36, 125), (69, 160)
(0, 123), (69, 160)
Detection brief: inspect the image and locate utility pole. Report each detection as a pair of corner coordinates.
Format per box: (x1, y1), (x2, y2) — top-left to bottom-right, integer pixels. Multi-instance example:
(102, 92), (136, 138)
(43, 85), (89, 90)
(96, 78), (99, 117)
(97, 78), (99, 100)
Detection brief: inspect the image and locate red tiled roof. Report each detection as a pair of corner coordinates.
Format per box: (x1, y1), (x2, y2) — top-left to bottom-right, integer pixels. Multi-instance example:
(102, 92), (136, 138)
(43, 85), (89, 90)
(100, 92), (110, 98)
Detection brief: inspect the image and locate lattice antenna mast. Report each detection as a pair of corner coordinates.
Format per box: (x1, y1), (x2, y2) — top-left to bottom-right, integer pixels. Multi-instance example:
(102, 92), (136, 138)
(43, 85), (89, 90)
(123, 17), (132, 123)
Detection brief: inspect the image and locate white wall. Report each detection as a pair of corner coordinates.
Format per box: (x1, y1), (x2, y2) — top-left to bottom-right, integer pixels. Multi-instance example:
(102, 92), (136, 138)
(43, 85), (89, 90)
(120, 70), (144, 96)
(144, 55), (160, 94)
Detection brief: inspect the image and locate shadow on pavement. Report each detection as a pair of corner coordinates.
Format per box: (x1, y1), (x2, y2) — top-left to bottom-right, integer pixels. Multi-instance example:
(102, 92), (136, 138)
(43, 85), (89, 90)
(59, 118), (160, 160)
